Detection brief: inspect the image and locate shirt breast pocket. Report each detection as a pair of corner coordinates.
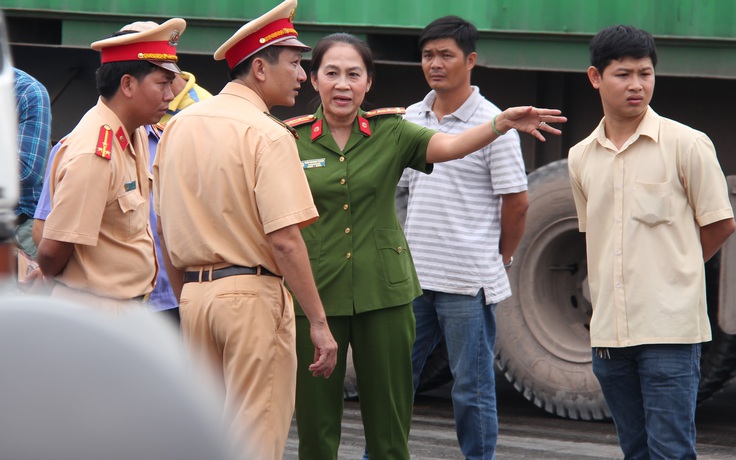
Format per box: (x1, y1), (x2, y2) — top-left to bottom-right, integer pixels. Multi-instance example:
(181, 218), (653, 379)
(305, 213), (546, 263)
(114, 190), (147, 240)
(631, 180), (673, 226)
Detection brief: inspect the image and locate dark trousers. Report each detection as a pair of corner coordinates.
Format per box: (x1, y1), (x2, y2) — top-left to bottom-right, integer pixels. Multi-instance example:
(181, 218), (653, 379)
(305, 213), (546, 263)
(295, 304), (415, 460)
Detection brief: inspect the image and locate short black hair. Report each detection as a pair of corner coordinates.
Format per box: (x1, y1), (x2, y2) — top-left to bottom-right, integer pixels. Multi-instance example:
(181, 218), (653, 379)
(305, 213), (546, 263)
(589, 25), (658, 75)
(95, 61), (161, 99)
(418, 16), (478, 57)
(94, 29), (162, 99)
(229, 45), (285, 81)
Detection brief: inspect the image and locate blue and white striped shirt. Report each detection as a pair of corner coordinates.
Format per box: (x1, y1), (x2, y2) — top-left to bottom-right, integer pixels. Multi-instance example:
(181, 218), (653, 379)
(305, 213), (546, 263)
(399, 87), (527, 303)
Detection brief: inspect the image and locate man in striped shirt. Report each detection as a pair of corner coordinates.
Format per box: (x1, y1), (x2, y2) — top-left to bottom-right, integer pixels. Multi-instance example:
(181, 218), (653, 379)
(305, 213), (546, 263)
(399, 16), (528, 460)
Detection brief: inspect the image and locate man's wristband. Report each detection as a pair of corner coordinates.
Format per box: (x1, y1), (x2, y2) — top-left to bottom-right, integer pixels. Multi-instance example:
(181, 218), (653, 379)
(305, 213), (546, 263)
(492, 114), (507, 136)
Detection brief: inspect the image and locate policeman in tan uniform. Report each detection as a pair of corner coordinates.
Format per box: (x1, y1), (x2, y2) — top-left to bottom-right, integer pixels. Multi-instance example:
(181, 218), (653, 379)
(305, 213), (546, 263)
(36, 19), (186, 312)
(153, 1), (337, 458)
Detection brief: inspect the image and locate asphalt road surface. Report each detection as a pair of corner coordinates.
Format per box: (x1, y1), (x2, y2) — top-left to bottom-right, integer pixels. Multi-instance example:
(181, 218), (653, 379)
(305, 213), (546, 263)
(284, 376), (736, 459)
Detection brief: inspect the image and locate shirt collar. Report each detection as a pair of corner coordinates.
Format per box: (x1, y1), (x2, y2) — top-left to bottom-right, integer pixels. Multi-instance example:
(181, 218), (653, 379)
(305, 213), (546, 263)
(220, 81), (268, 112)
(415, 86), (483, 123)
(589, 106), (660, 151)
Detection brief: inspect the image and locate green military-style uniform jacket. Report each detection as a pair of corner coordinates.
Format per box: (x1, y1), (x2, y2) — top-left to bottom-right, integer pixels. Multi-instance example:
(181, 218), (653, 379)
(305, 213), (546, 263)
(287, 106), (435, 316)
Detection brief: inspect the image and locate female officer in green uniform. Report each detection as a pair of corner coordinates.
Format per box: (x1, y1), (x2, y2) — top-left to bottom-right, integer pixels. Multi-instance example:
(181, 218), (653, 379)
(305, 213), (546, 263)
(287, 33), (565, 459)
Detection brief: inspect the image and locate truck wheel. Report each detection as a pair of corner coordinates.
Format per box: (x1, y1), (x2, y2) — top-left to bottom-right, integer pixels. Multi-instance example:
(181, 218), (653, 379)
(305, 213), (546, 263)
(698, 253), (736, 404)
(496, 159), (736, 420)
(496, 160), (610, 420)
(699, 324), (736, 403)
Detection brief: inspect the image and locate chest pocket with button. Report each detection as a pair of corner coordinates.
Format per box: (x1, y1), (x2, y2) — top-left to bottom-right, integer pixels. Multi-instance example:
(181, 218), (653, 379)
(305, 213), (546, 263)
(113, 189), (147, 240)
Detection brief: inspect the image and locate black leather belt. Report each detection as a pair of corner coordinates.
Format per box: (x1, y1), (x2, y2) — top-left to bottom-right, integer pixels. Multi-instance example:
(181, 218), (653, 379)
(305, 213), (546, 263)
(183, 265), (280, 283)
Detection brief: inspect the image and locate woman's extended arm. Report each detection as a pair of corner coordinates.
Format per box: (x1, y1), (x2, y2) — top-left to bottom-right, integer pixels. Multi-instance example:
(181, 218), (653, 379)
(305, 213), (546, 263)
(426, 106), (566, 164)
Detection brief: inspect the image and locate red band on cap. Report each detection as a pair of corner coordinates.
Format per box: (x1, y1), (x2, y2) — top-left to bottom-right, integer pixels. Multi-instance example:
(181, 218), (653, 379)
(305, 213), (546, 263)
(101, 40), (178, 64)
(225, 18), (298, 68)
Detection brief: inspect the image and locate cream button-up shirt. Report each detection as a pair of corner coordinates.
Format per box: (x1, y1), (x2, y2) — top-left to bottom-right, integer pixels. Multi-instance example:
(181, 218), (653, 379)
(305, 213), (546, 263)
(568, 107), (733, 347)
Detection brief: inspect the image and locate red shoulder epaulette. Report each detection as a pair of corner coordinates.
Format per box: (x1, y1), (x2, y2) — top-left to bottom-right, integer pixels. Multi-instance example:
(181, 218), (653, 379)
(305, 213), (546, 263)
(95, 125), (113, 161)
(363, 107), (406, 118)
(284, 114), (316, 127)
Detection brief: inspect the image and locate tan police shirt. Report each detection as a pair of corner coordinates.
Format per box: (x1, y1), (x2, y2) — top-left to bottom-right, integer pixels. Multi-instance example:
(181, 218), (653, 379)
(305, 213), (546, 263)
(568, 107), (734, 347)
(44, 99), (157, 299)
(153, 82), (318, 272)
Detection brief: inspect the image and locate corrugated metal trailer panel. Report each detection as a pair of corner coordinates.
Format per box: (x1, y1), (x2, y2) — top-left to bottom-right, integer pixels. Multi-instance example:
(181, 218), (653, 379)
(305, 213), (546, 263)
(4, 0), (736, 38)
(3, 0), (736, 77)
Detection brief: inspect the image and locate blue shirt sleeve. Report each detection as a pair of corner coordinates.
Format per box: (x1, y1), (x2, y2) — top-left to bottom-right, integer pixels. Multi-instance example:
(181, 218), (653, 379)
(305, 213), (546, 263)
(33, 140), (62, 220)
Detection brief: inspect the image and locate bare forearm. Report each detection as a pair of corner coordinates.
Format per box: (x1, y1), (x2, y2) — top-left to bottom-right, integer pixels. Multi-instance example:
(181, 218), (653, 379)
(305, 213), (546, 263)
(425, 107), (565, 164)
(36, 238), (74, 277)
(427, 124), (496, 164)
(267, 226), (327, 326)
(701, 218), (736, 262)
(268, 225), (336, 377)
(499, 192), (529, 264)
(499, 219), (525, 263)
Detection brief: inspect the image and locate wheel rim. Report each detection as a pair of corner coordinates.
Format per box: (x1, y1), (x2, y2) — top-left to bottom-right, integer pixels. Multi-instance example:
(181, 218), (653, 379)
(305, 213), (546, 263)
(517, 216), (592, 364)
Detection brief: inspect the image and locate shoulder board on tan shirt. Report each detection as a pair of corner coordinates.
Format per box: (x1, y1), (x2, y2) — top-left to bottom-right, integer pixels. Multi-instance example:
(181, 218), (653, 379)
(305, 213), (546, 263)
(363, 107), (406, 118)
(95, 124), (113, 161)
(284, 114), (316, 127)
(264, 112), (299, 139)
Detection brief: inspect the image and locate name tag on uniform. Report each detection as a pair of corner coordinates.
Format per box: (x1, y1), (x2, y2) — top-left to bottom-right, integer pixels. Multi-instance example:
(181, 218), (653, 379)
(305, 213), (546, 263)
(124, 180), (137, 192)
(302, 158), (325, 169)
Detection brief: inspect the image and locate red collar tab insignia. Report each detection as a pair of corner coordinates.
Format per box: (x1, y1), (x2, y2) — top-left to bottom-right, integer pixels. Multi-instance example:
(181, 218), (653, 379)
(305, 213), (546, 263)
(311, 119), (324, 142)
(363, 107), (406, 119)
(284, 114), (316, 128)
(115, 126), (129, 151)
(95, 125), (113, 160)
(358, 116), (371, 137)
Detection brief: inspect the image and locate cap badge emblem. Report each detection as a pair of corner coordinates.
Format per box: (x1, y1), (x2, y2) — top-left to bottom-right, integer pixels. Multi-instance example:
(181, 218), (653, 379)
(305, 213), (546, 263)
(169, 30), (180, 46)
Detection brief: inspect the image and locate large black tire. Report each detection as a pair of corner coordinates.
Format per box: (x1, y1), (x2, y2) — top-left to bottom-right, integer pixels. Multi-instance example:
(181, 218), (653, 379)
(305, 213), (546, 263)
(495, 160), (609, 420)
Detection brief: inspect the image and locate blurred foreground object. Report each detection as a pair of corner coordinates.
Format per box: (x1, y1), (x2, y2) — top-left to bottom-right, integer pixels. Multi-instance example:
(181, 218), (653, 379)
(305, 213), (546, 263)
(0, 296), (235, 460)
(0, 12), (19, 276)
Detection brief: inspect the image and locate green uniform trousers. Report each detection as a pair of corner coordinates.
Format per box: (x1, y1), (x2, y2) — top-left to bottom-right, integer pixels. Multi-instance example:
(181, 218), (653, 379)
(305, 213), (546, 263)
(295, 303), (415, 460)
